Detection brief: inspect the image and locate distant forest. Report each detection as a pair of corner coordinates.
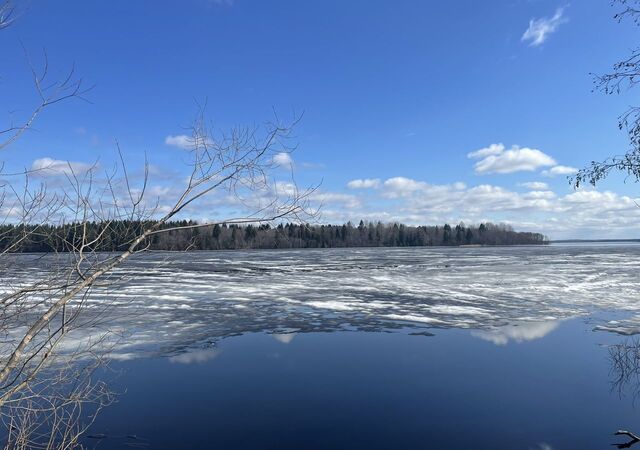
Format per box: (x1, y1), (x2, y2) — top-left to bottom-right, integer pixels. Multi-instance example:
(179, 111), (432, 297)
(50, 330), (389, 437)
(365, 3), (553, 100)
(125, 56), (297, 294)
(0, 221), (548, 252)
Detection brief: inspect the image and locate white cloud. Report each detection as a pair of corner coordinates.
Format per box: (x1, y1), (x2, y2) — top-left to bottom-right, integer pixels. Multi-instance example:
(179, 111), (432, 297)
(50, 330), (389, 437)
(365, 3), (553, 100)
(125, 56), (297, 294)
(347, 178), (381, 189)
(453, 182), (467, 190)
(463, 184), (527, 211)
(468, 144), (556, 174)
(313, 173), (640, 239)
(541, 165), (578, 177)
(272, 181), (361, 210)
(382, 177), (430, 198)
(524, 190), (556, 200)
(165, 134), (212, 150)
(273, 181), (297, 196)
(31, 157), (93, 176)
(110, 156), (640, 240)
(467, 143), (505, 159)
(561, 189), (631, 208)
(522, 7), (567, 47)
(519, 181), (549, 190)
(273, 152), (294, 167)
(165, 135), (193, 149)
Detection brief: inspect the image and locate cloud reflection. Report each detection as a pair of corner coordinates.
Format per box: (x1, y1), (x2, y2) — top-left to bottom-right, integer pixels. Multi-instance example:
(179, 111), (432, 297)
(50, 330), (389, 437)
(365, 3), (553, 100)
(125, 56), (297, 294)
(272, 333), (296, 344)
(169, 348), (220, 364)
(472, 321), (559, 345)
(530, 444), (553, 450)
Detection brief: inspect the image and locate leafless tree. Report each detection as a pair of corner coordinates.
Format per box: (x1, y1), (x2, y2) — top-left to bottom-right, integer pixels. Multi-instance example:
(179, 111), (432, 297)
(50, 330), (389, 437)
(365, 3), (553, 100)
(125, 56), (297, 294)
(0, 1), (14, 30)
(0, 2), (315, 448)
(573, 0), (640, 188)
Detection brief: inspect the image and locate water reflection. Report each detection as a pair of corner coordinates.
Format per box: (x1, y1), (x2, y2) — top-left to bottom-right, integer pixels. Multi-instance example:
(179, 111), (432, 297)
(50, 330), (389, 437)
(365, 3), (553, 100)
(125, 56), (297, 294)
(608, 339), (640, 448)
(87, 320), (637, 450)
(79, 320), (640, 450)
(272, 333), (296, 344)
(610, 339), (640, 400)
(168, 347), (220, 364)
(471, 321), (560, 345)
(529, 444), (553, 450)
(614, 430), (640, 449)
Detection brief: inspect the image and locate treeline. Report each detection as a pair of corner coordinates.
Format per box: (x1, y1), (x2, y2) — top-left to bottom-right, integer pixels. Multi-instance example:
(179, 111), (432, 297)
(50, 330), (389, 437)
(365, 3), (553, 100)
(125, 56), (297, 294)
(0, 220), (548, 252)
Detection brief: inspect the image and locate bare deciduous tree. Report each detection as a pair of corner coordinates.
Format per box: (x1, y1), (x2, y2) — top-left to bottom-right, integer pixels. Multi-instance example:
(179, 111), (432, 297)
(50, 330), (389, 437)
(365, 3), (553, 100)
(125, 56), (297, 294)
(0, 2), (315, 447)
(573, 0), (640, 188)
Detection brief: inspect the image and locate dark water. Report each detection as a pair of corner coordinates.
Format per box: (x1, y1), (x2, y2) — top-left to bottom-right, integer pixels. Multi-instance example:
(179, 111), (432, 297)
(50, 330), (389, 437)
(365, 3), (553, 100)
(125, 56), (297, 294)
(89, 319), (640, 450)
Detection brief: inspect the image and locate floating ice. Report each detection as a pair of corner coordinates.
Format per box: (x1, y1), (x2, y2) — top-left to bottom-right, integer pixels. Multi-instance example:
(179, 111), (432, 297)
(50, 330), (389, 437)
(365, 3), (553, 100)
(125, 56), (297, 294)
(3, 244), (639, 361)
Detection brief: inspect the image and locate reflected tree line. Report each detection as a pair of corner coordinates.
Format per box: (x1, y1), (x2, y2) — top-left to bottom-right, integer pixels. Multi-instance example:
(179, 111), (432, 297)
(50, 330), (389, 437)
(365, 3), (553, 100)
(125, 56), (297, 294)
(0, 220), (548, 252)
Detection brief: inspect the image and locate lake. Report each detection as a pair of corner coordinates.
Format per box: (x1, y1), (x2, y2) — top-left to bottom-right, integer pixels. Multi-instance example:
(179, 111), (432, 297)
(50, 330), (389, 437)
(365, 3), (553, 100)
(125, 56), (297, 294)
(8, 244), (640, 449)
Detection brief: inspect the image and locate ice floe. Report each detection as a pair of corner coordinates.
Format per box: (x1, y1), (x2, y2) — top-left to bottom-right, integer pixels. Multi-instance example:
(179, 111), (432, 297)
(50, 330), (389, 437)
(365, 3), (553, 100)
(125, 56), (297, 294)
(2, 244), (639, 361)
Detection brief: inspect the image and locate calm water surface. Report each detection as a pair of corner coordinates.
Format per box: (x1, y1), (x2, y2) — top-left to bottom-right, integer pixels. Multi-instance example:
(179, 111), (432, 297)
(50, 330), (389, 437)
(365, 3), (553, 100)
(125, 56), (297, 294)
(8, 244), (640, 450)
(90, 321), (640, 450)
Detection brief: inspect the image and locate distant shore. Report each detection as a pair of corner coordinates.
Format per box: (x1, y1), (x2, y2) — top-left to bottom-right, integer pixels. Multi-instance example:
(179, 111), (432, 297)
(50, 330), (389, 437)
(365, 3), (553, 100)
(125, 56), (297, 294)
(551, 239), (640, 244)
(0, 220), (548, 252)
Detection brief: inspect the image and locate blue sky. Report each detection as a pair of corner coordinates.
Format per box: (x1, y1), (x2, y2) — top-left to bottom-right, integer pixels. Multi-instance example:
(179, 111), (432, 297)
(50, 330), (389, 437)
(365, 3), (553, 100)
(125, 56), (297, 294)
(1, 0), (639, 239)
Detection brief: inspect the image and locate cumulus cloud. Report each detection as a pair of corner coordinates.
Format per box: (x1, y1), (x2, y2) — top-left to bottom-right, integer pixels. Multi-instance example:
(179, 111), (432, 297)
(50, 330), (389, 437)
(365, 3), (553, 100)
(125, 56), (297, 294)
(347, 178), (381, 189)
(272, 181), (361, 210)
(165, 135), (193, 149)
(382, 176), (430, 197)
(31, 157), (93, 176)
(272, 181), (297, 196)
(524, 190), (556, 200)
(134, 159), (640, 240)
(453, 182), (467, 190)
(313, 172), (640, 239)
(272, 152), (294, 167)
(467, 143), (504, 159)
(522, 7), (567, 47)
(519, 181), (549, 190)
(541, 165), (578, 177)
(468, 144), (556, 174)
(561, 189), (630, 208)
(463, 184), (528, 211)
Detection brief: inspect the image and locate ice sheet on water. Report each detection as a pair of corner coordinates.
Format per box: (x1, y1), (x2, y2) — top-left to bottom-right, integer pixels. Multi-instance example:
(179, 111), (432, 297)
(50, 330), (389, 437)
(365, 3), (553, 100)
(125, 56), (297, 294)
(2, 244), (640, 361)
